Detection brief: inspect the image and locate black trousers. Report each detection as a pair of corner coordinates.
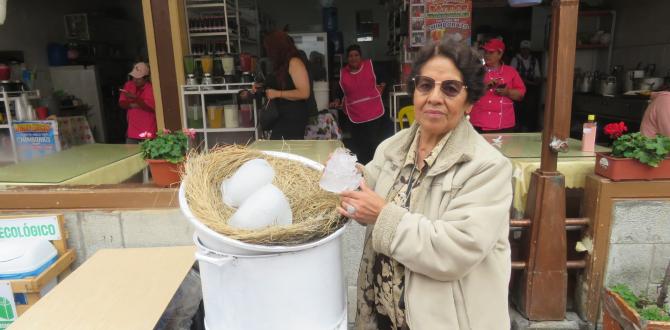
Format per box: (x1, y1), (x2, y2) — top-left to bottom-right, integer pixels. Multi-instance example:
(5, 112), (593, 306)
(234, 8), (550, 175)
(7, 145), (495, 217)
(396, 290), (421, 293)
(350, 116), (384, 165)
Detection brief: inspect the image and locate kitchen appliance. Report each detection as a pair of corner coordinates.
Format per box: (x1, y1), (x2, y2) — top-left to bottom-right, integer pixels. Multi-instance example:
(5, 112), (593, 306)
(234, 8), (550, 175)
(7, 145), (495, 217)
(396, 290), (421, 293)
(640, 77), (664, 91)
(624, 70), (645, 92)
(577, 72), (594, 93)
(599, 76), (617, 96)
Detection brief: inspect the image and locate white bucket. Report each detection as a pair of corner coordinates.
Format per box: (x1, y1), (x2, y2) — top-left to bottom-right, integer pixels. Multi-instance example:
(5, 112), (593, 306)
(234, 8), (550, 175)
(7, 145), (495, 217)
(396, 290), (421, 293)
(179, 151), (348, 329)
(314, 81), (329, 111)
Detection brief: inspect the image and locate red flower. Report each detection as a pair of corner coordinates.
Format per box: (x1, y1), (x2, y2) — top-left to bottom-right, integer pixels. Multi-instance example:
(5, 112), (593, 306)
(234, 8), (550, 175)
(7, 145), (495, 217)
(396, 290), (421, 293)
(603, 121), (628, 140)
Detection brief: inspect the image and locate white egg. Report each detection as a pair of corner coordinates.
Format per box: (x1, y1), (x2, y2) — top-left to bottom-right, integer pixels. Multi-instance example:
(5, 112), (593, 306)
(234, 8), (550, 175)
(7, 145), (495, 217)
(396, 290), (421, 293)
(221, 159), (275, 208)
(228, 184), (293, 230)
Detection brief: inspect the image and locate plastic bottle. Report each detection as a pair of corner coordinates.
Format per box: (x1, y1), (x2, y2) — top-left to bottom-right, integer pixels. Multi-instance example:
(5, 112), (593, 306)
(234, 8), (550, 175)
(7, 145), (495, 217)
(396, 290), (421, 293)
(581, 114), (597, 152)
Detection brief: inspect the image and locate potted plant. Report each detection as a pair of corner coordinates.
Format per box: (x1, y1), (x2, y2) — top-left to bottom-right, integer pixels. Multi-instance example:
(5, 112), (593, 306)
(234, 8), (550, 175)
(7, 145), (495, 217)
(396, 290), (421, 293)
(595, 122), (670, 181)
(603, 259), (670, 329)
(139, 128), (195, 187)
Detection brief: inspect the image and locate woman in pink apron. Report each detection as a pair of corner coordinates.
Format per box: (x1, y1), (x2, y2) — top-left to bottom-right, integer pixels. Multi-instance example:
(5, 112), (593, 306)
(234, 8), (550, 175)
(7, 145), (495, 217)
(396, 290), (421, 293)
(469, 38), (526, 133)
(337, 44), (386, 164)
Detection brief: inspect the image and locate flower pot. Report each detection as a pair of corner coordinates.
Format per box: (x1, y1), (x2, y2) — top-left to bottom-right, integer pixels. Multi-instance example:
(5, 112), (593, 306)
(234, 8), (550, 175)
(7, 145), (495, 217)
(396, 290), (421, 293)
(146, 159), (183, 187)
(602, 289), (670, 330)
(595, 153), (670, 181)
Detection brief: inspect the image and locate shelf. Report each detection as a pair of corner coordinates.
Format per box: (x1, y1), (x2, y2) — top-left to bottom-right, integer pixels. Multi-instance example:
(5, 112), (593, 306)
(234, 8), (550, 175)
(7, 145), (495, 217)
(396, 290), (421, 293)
(0, 124), (9, 129)
(189, 32), (229, 37)
(0, 90), (41, 101)
(577, 44), (609, 49)
(193, 127), (256, 133)
(579, 10), (614, 17)
(182, 83), (253, 94)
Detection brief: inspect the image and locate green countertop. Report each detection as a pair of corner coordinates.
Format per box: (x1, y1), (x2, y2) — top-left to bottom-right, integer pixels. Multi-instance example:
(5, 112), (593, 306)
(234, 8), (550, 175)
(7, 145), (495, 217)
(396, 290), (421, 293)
(0, 144), (142, 184)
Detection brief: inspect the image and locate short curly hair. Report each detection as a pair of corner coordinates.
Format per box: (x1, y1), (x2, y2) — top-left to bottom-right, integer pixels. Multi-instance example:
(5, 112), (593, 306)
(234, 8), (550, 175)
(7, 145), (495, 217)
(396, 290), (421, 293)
(407, 38), (485, 105)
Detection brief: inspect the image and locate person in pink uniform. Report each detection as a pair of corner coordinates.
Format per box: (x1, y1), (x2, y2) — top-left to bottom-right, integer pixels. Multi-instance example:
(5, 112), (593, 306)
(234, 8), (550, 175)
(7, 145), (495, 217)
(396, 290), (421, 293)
(336, 44), (386, 164)
(640, 91), (670, 137)
(469, 38), (526, 133)
(119, 62), (156, 144)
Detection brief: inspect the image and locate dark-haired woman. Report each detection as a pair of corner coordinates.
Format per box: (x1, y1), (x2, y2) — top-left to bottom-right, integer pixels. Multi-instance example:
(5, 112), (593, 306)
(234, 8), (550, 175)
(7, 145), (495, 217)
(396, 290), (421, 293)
(337, 44), (386, 164)
(338, 37), (513, 329)
(262, 30), (315, 139)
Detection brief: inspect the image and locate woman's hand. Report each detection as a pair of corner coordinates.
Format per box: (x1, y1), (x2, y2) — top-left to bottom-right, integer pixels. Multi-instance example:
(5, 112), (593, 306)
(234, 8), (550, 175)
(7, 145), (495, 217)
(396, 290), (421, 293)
(337, 180), (386, 225)
(266, 88), (281, 100)
(494, 86), (509, 96)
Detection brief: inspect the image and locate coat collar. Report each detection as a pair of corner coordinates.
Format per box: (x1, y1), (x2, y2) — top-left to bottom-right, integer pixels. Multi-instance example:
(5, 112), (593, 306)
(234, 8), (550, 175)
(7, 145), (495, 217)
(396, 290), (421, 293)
(384, 118), (476, 176)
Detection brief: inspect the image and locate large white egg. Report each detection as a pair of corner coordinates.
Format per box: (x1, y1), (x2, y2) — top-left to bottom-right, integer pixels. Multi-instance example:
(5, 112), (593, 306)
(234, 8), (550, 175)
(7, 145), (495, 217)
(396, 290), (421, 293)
(221, 158), (275, 208)
(228, 184), (293, 230)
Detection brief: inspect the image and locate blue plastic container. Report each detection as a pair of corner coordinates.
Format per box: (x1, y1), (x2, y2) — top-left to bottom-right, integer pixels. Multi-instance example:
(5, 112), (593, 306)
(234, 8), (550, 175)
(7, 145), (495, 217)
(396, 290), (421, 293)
(47, 43), (68, 66)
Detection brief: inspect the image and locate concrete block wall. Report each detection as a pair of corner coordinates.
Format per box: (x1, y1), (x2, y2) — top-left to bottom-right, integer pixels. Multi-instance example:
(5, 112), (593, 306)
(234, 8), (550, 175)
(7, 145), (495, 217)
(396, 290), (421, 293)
(604, 200), (670, 303)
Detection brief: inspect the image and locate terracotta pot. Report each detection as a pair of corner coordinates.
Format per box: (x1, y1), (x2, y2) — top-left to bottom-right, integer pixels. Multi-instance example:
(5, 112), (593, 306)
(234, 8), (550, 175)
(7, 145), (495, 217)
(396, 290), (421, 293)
(146, 159), (183, 187)
(595, 153), (670, 181)
(602, 288), (670, 330)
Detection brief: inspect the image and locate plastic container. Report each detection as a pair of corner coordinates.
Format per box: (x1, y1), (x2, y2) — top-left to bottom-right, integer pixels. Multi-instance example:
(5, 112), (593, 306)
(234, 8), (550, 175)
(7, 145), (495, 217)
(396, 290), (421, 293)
(0, 240), (58, 279)
(179, 151), (348, 330)
(314, 81), (329, 111)
(207, 105), (223, 128)
(581, 114), (597, 152)
(187, 105), (203, 128)
(239, 103), (253, 127)
(223, 104), (239, 128)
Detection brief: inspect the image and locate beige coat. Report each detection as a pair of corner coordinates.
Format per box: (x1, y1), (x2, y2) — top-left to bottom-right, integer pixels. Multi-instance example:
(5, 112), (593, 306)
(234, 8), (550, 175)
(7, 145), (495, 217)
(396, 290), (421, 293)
(362, 119), (513, 329)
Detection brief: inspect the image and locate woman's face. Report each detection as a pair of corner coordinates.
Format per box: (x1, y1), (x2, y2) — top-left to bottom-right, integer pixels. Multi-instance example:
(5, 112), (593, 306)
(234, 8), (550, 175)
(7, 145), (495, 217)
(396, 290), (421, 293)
(347, 50), (362, 69)
(413, 55), (471, 137)
(133, 77), (147, 87)
(484, 50), (502, 67)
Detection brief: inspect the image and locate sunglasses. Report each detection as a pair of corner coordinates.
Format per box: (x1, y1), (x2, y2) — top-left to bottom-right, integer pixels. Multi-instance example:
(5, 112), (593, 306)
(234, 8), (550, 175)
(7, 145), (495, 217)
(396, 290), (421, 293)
(412, 76), (467, 98)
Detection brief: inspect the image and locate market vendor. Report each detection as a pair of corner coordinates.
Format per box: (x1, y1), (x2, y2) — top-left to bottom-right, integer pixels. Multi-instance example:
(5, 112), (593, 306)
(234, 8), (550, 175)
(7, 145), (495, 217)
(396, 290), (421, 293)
(339, 37), (513, 329)
(119, 62), (156, 144)
(334, 44), (386, 164)
(470, 38), (526, 133)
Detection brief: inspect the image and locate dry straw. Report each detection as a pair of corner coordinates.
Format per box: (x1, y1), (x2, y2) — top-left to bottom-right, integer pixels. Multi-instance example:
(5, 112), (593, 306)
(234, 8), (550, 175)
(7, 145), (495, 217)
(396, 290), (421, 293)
(182, 145), (346, 245)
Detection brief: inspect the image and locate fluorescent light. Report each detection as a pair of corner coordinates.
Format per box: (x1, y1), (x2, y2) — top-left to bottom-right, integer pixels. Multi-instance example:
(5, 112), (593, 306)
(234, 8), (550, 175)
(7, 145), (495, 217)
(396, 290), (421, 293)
(356, 36), (373, 42)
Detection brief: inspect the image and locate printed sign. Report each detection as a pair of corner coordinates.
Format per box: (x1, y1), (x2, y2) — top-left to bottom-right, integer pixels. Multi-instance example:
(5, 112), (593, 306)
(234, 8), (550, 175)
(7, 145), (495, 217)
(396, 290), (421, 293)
(0, 281), (16, 329)
(12, 120), (61, 161)
(409, 0), (472, 47)
(0, 216), (62, 241)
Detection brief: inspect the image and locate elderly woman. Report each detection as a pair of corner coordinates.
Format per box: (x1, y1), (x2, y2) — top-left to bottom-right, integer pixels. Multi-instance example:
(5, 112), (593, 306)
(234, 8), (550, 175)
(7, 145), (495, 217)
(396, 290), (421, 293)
(338, 38), (513, 329)
(470, 38), (525, 132)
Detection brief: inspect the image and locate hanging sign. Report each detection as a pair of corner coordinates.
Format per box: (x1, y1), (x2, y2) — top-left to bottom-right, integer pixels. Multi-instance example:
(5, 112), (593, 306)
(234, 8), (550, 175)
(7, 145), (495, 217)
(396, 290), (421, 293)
(0, 281), (16, 330)
(409, 0), (472, 47)
(0, 215), (62, 241)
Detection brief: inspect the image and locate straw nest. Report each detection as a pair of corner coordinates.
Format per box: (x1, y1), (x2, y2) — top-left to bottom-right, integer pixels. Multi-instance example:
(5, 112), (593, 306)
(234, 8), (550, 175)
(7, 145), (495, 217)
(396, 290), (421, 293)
(182, 145), (346, 245)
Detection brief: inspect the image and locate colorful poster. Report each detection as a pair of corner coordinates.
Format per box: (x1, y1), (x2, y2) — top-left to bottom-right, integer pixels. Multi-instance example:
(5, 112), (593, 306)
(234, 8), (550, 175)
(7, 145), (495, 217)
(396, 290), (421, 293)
(425, 0), (472, 43)
(12, 121), (61, 161)
(409, 0), (472, 47)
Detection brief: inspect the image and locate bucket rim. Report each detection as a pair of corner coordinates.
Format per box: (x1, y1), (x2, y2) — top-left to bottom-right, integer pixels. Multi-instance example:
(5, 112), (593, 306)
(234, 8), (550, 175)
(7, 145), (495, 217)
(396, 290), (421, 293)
(180, 150), (349, 254)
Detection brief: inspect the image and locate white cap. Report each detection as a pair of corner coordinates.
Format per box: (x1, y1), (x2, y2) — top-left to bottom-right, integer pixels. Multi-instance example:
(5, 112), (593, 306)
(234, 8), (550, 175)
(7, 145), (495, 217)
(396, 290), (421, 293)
(520, 40), (531, 49)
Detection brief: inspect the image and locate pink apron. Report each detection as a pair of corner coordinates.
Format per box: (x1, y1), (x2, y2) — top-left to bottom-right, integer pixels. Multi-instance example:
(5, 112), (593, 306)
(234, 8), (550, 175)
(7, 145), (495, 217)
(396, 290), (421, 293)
(339, 59), (384, 123)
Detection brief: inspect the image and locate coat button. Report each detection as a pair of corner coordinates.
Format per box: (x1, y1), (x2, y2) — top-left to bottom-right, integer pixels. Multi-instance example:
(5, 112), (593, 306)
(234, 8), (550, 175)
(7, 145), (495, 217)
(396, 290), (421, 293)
(500, 100), (503, 103)
(488, 100), (492, 104)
